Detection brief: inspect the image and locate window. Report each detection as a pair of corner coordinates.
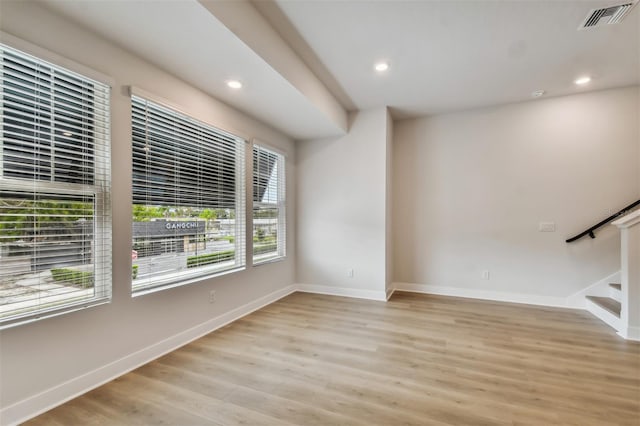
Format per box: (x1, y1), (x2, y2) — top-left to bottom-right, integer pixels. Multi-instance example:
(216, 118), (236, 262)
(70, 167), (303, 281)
(131, 94), (246, 294)
(253, 144), (285, 263)
(0, 44), (111, 328)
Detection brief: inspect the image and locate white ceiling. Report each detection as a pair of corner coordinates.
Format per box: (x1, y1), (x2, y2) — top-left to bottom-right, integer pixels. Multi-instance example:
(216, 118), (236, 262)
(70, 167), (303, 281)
(38, 0), (343, 140)
(38, 0), (640, 138)
(276, 0), (640, 117)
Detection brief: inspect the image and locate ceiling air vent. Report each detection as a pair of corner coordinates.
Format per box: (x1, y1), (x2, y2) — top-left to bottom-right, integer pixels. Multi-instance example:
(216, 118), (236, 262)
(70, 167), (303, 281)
(578, 1), (638, 29)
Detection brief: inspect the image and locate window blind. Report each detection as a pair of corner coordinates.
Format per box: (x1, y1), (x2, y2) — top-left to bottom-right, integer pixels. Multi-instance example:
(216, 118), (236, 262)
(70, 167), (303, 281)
(131, 95), (246, 293)
(0, 44), (111, 328)
(252, 144), (285, 263)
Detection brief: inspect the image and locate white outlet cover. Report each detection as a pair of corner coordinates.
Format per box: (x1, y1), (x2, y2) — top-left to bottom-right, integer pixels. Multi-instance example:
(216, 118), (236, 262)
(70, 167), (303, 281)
(539, 222), (556, 232)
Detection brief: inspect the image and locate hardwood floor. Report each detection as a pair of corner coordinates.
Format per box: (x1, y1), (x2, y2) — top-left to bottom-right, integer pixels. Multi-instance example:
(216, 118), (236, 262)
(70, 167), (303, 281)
(26, 292), (640, 425)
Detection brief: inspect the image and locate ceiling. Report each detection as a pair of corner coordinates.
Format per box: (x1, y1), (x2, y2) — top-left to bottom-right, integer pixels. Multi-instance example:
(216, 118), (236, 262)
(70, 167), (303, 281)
(274, 0), (639, 117)
(37, 0), (344, 140)
(38, 0), (640, 140)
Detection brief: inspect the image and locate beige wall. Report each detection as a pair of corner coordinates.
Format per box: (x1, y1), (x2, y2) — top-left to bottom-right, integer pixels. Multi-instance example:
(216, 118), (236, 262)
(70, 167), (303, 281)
(0, 1), (295, 411)
(385, 109), (394, 295)
(296, 108), (390, 295)
(393, 86), (640, 297)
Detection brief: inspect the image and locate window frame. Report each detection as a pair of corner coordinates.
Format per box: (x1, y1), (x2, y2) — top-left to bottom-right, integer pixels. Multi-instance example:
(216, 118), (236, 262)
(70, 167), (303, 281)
(251, 141), (286, 265)
(129, 89), (247, 296)
(0, 36), (113, 329)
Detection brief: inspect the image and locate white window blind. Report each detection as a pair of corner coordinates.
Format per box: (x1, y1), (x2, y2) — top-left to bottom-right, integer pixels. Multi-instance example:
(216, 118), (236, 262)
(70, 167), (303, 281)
(131, 95), (246, 294)
(0, 44), (111, 328)
(253, 144), (285, 264)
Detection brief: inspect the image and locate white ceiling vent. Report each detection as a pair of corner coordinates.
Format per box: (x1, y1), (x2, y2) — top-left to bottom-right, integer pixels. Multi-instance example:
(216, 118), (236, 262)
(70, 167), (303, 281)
(578, 1), (638, 29)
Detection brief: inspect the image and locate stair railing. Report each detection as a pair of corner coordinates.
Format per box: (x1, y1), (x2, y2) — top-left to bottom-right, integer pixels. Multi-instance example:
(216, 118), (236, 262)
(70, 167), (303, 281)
(566, 199), (640, 243)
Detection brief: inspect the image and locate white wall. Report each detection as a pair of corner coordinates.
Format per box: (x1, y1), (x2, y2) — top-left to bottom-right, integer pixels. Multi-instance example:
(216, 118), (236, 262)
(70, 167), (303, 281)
(296, 108), (390, 297)
(385, 110), (394, 295)
(0, 1), (295, 418)
(393, 87), (640, 299)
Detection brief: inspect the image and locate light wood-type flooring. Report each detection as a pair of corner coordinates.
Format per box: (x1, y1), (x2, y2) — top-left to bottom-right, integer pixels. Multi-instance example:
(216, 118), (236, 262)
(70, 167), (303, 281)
(27, 292), (640, 425)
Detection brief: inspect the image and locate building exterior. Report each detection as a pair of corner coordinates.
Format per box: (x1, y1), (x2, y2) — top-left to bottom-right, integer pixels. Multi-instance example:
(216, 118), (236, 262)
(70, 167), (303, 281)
(132, 220), (206, 257)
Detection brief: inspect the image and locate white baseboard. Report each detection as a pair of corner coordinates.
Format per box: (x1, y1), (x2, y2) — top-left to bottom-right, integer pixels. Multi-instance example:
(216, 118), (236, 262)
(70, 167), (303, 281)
(393, 282), (571, 308)
(618, 325), (640, 341)
(0, 285), (297, 426)
(385, 287), (396, 301)
(296, 283), (388, 301)
(566, 271), (621, 308)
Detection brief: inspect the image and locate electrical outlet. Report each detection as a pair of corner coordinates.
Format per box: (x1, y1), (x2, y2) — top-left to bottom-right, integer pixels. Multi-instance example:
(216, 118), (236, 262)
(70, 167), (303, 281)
(481, 270), (490, 280)
(347, 268), (354, 278)
(209, 290), (216, 303)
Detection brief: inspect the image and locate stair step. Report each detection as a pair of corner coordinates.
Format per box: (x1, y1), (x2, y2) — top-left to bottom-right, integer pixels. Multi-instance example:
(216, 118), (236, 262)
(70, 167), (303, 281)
(586, 296), (621, 317)
(609, 283), (622, 302)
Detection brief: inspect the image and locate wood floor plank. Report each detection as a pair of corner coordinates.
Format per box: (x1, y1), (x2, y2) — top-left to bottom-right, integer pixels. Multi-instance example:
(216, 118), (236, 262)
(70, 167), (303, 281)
(25, 292), (640, 425)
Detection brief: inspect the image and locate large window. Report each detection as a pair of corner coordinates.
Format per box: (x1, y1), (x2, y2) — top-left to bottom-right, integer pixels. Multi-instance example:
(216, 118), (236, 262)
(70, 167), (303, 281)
(253, 144), (285, 263)
(131, 94), (246, 294)
(0, 44), (111, 328)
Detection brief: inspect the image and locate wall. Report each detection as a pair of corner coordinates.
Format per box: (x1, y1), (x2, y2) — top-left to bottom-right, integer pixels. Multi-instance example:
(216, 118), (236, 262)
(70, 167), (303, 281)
(385, 110), (394, 296)
(393, 86), (640, 301)
(0, 1), (295, 421)
(296, 108), (390, 299)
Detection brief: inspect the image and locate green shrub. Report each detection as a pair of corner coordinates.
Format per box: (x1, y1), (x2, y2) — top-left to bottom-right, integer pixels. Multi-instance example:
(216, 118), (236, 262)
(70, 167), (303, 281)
(52, 266), (139, 286)
(253, 243), (277, 255)
(187, 250), (235, 268)
(50, 268), (94, 288)
(213, 235), (235, 244)
(253, 236), (276, 244)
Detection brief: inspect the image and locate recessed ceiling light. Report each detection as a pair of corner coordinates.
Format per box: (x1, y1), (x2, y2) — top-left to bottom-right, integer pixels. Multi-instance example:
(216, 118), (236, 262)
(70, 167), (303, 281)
(531, 90), (545, 98)
(374, 62), (389, 72)
(227, 80), (242, 89)
(62, 131), (73, 137)
(574, 76), (591, 85)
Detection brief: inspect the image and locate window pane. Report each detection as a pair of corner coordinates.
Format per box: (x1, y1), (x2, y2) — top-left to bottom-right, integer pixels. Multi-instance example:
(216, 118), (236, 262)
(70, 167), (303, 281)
(253, 148), (278, 204)
(131, 95), (245, 293)
(252, 145), (285, 264)
(132, 98), (237, 208)
(253, 206), (279, 260)
(0, 192), (96, 319)
(0, 44), (111, 328)
(132, 207), (238, 283)
(2, 50), (100, 185)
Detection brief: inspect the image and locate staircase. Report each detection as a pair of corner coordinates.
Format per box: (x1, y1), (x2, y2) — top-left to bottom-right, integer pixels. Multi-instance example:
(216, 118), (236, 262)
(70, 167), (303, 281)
(581, 209), (640, 340)
(585, 285), (622, 331)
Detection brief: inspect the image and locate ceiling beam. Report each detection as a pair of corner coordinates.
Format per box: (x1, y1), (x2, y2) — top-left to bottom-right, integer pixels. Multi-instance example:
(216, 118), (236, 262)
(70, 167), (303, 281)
(198, 0), (348, 136)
